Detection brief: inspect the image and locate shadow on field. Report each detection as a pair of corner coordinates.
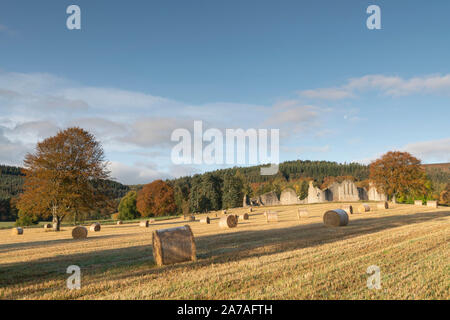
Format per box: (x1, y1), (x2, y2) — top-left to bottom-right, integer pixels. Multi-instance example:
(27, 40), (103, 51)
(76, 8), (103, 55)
(0, 210), (448, 291)
(0, 233), (143, 254)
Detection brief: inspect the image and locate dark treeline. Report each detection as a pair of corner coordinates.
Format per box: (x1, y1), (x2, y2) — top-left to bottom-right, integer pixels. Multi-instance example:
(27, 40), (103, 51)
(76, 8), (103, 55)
(0, 165), (130, 221)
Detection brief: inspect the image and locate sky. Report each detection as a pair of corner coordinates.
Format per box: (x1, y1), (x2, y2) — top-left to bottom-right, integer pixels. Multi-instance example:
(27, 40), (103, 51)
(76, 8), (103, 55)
(0, 0), (449, 184)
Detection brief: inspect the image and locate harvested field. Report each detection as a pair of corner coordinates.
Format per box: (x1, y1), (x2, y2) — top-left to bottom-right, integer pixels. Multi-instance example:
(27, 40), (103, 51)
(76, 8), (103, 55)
(0, 203), (448, 300)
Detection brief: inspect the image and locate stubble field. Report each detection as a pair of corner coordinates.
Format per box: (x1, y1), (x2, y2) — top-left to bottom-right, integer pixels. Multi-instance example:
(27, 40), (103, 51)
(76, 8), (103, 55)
(0, 202), (448, 300)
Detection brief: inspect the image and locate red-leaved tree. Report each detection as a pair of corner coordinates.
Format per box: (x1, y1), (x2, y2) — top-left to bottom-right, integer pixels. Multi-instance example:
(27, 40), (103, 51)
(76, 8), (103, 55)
(137, 180), (177, 217)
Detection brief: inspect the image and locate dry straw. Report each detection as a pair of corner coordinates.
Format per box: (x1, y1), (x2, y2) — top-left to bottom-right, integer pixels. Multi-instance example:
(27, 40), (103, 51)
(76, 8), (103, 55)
(72, 226), (88, 239)
(139, 220), (149, 228)
(297, 209), (309, 220)
(323, 209), (349, 227)
(266, 211), (278, 223)
(341, 205), (353, 215)
(377, 201), (389, 210)
(239, 213), (249, 220)
(219, 215), (237, 229)
(90, 223), (101, 232)
(358, 204), (371, 213)
(11, 227), (23, 235)
(200, 216), (210, 224)
(117, 221), (123, 225)
(43, 223), (52, 231)
(152, 225), (196, 266)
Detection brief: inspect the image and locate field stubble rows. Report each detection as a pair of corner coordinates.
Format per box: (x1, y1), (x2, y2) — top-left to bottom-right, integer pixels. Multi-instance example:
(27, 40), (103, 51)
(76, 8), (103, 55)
(0, 203), (448, 299)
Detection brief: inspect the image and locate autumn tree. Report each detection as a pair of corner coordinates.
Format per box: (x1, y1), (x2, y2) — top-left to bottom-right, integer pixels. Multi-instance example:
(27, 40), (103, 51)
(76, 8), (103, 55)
(17, 127), (110, 230)
(369, 151), (429, 202)
(137, 180), (177, 217)
(440, 183), (450, 205)
(118, 191), (138, 220)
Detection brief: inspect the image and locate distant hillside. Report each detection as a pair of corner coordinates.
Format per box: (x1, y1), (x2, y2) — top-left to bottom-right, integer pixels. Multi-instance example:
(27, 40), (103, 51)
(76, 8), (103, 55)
(0, 165), (130, 221)
(423, 163), (450, 173)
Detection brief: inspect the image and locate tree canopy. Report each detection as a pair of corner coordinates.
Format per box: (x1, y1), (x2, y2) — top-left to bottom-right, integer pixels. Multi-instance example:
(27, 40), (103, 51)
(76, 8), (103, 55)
(137, 180), (177, 217)
(369, 151), (430, 201)
(16, 127), (110, 230)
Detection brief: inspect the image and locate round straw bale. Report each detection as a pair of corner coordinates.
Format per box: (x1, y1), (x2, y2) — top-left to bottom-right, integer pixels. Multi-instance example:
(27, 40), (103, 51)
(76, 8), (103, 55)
(139, 220), (149, 227)
(90, 222), (101, 232)
(72, 226), (88, 239)
(414, 200), (423, 206)
(117, 220), (123, 225)
(377, 201), (389, 210)
(200, 216), (210, 224)
(149, 218), (156, 223)
(358, 204), (371, 213)
(11, 227), (23, 235)
(249, 207), (253, 212)
(152, 225), (196, 266)
(44, 223), (52, 231)
(239, 213), (249, 220)
(341, 205), (353, 215)
(219, 215), (237, 229)
(323, 209), (349, 227)
(297, 209), (309, 220)
(427, 201), (438, 208)
(266, 212), (278, 223)
(187, 215), (196, 221)
(222, 210), (227, 215)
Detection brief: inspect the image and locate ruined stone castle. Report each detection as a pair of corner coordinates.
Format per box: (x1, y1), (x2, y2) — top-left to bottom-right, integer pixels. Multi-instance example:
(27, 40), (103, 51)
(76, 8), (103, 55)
(244, 179), (387, 207)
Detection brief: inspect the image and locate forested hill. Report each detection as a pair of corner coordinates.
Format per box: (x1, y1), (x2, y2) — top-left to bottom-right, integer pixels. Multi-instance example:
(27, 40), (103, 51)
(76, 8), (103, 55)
(0, 165), (24, 200)
(0, 165), (130, 221)
(0, 165), (130, 201)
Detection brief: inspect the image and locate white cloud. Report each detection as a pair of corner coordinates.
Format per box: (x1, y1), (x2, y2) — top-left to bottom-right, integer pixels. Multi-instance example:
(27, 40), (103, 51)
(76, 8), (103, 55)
(299, 88), (354, 100)
(299, 74), (450, 100)
(0, 70), (332, 184)
(108, 161), (170, 185)
(0, 127), (30, 166)
(402, 138), (450, 163)
(281, 145), (330, 154)
(120, 118), (193, 148)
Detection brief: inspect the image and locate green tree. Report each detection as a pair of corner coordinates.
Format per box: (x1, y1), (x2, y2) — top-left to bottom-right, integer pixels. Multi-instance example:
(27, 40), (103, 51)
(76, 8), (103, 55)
(299, 180), (309, 200)
(118, 191), (138, 220)
(188, 173), (222, 213)
(222, 174), (244, 209)
(15, 209), (39, 226)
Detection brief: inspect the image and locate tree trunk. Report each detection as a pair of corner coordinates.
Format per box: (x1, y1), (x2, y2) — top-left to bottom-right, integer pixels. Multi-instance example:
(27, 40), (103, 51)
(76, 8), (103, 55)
(392, 194), (397, 203)
(52, 215), (62, 231)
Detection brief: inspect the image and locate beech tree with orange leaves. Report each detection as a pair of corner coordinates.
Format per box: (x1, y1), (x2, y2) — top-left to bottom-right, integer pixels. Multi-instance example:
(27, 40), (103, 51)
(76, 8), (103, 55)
(137, 180), (177, 217)
(369, 151), (429, 202)
(17, 127), (110, 230)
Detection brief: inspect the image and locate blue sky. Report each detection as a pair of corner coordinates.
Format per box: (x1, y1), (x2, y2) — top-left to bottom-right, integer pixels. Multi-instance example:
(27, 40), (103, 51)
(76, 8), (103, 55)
(1, 0), (449, 184)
